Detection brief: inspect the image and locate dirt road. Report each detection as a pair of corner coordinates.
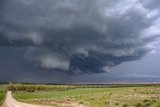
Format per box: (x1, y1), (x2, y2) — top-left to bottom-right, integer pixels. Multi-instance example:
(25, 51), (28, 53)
(2, 91), (87, 107)
(2, 91), (49, 107)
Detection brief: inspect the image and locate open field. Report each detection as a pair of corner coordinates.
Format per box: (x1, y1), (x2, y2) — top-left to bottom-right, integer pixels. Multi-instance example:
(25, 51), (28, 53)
(13, 87), (160, 107)
(1, 84), (160, 107)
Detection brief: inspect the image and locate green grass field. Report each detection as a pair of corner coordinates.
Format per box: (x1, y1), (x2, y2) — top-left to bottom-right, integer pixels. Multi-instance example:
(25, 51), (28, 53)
(0, 85), (6, 106)
(1, 83), (160, 107)
(11, 85), (160, 107)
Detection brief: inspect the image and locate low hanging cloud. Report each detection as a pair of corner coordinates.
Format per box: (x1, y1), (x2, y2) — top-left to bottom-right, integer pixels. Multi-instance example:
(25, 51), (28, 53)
(0, 0), (160, 74)
(24, 47), (70, 70)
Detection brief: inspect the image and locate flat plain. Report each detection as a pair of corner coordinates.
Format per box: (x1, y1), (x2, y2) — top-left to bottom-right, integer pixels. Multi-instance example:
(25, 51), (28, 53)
(1, 84), (160, 107)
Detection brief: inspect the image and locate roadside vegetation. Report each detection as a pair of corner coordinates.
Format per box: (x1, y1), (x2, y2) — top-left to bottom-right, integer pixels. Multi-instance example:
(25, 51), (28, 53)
(0, 85), (6, 105)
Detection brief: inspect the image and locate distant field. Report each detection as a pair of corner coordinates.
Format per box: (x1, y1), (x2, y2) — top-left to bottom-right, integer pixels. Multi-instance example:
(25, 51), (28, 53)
(0, 85), (6, 105)
(10, 84), (160, 107)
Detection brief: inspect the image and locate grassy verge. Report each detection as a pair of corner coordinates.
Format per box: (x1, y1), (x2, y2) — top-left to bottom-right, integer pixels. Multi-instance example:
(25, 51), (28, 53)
(12, 86), (160, 107)
(0, 85), (6, 106)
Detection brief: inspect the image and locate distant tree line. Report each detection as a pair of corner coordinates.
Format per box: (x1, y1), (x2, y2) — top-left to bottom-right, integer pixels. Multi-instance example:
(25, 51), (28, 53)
(75, 84), (160, 88)
(6, 82), (160, 92)
(6, 82), (76, 92)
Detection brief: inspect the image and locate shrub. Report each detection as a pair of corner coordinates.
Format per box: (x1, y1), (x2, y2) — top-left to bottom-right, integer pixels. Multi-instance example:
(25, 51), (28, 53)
(144, 102), (151, 106)
(79, 100), (84, 104)
(6, 82), (16, 91)
(143, 99), (150, 103)
(123, 103), (128, 107)
(26, 86), (36, 92)
(115, 102), (119, 105)
(135, 102), (144, 107)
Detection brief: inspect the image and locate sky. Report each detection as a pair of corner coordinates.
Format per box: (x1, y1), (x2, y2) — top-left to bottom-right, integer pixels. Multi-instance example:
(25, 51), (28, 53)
(0, 0), (160, 83)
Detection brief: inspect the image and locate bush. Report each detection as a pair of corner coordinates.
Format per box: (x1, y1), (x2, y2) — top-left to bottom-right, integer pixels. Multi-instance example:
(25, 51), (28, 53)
(115, 102), (119, 105)
(26, 85), (36, 92)
(123, 103), (128, 107)
(79, 100), (84, 104)
(6, 82), (16, 91)
(143, 99), (149, 103)
(135, 102), (144, 107)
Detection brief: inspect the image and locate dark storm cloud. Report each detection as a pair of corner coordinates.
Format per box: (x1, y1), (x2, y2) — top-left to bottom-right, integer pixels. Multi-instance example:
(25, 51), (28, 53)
(0, 0), (160, 74)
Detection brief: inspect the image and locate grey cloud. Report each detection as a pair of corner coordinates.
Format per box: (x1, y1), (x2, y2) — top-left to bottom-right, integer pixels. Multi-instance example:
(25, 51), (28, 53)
(0, 0), (160, 74)
(24, 47), (70, 70)
(142, 0), (160, 10)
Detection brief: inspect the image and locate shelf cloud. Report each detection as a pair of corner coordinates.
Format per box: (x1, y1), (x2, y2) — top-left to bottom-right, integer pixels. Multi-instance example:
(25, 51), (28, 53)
(0, 0), (160, 74)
